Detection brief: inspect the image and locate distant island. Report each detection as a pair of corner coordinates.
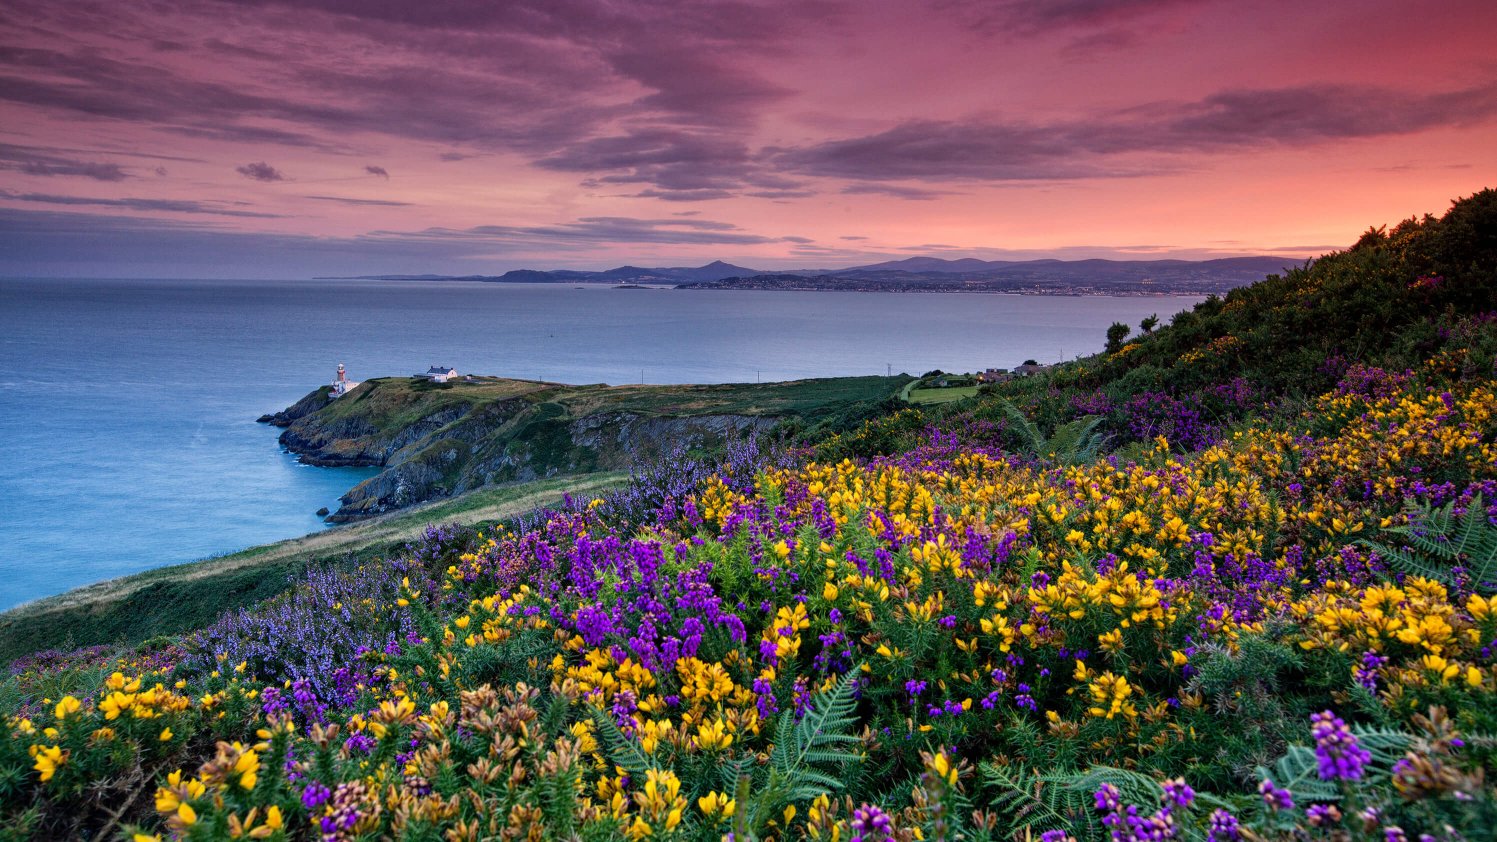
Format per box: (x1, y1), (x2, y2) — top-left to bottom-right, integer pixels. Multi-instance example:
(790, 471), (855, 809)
(319, 255), (1302, 296)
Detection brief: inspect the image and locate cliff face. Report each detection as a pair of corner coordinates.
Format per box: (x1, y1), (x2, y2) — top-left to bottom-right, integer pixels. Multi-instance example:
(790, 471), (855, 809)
(326, 411), (777, 522)
(256, 387), (332, 426)
(257, 376), (830, 522)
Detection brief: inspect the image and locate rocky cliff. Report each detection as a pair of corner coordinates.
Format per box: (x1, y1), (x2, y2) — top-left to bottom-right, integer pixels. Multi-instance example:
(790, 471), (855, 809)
(259, 374), (898, 522)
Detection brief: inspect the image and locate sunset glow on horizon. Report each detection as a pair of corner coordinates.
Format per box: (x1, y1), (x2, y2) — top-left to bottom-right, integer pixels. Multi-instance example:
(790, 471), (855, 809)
(2, 0), (1495, 277)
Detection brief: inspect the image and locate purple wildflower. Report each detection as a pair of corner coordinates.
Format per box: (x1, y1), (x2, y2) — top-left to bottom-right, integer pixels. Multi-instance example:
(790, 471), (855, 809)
(850, 803), (894, 842)
(1311, 711), (1371, 781)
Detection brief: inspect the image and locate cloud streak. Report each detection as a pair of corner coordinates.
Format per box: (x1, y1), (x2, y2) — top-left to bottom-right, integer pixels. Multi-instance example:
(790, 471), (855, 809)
(776, 81), (1497, 183)
(236, 161), (287, 182)
(0, 143), (130, 181)
(304, 195), (412, 206)
(0, 191), (285, 217)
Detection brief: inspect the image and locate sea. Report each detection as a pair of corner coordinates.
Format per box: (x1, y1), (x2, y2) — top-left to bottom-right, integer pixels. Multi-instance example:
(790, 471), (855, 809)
(0, 277), (1204, 610)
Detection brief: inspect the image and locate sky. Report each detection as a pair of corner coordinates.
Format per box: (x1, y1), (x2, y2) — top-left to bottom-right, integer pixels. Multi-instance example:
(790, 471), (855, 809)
(1, 0), (1494, 278)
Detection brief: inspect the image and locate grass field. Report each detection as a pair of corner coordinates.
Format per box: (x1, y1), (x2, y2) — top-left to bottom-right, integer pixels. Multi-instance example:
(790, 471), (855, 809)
(0, 472), (626, 664)
(907, 385), (980, 404)
(316, 374), (910, 437)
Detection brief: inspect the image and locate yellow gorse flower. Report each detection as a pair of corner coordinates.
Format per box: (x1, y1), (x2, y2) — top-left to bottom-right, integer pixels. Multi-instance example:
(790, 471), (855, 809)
(1086, 672), (1137, 720)
(53, 696), (81, 721)
(31, 744), (66, 782)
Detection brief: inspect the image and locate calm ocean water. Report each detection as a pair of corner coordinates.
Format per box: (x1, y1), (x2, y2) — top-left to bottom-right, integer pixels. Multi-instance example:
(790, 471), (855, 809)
(0, 278), (1203, 610)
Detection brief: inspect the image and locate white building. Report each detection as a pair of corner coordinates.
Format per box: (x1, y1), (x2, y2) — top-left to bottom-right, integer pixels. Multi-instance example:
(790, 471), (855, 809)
(330, 363), (360, 398)
(417, 365), (459, 383)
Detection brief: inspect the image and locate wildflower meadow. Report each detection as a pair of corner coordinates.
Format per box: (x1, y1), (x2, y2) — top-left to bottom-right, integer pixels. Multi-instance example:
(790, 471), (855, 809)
(3, 193), (1497, 841)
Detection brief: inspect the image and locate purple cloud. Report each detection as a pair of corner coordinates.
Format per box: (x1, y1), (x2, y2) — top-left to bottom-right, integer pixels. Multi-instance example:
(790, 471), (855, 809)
(0, 190), (285, 217)
(0, 143), (130, 181)
(236, 161), (286, 181)
(777, 81), (1497, 183)
(842, 184), (958, 200)
(303, 195), (412, 206)
(364, 165), (389, 178)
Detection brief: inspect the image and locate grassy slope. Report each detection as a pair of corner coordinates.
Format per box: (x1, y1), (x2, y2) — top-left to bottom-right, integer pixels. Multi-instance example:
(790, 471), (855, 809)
(0, 473), (626, 665)
(324, 375), (911, 435)
(908, 386), (980, 404)
(312, 375), (908, 432)
(823, 190), (1497, 461)
(289, 374), (910, 519)
(567, 375), (910, 416)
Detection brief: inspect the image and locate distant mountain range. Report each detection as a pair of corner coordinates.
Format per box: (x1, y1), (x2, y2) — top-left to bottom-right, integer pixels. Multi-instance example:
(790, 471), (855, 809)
(323, 255), (1306, 295)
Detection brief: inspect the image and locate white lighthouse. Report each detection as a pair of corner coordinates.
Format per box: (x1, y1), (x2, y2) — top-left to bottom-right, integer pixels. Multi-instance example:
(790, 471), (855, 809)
(330, 362), (361, 398)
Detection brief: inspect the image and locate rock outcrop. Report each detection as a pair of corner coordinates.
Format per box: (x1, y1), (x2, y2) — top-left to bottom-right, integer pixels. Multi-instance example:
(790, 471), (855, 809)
(257, 377), (806, 522)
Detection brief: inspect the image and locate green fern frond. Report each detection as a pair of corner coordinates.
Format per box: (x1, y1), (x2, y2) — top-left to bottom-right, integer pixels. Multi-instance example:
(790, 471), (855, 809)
(998, 399), (1047, 456)
(981, 763), (1070, 836)
(1258, 724), (1414, 804)
(1256, 745), (1341, 803)
(744, 667), (865, 835)
(588, 708), (659, 777)
(768, 667), (863, 778)
(1361, 494), (1497, 592)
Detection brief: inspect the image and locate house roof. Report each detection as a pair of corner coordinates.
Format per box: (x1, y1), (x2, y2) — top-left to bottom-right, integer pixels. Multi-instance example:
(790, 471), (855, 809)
(425, 366), (457, 374)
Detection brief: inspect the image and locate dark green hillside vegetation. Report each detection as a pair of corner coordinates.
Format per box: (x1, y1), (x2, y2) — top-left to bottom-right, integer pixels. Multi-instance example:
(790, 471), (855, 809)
(820, 189), (1497, 460)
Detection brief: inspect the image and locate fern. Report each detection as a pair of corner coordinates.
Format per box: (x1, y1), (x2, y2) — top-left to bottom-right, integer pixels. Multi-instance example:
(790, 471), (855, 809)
(735, 667), (864, 834)
(982, 764), (1163, 839)
(1256, 745), (1341, 804)
(1257, 724), (1413, 804)
(997, 399), (1108, 464)
(998, 399), (1046, 454)
(588, 708), (659, 777)
(1361, 495), (1497, 592)
(981, 764), (1069, 836)
(766, 665), (862, 785)
(1048, 416), (1109, 465)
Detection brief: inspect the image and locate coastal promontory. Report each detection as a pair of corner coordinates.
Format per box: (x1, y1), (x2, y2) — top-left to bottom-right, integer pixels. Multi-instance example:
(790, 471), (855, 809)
(259, 374), (906, 522)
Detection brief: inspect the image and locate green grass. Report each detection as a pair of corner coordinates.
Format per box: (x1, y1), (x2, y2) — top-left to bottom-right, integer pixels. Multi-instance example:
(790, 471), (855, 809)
(318, 375), (908, 433)
(908, 386), (980, 405)
(0, 472), (627, 665)
(552, 375), (910, 417)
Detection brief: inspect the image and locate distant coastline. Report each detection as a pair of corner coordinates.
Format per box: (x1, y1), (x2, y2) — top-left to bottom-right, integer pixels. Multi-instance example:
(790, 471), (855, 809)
(317, 253), (1298, 297)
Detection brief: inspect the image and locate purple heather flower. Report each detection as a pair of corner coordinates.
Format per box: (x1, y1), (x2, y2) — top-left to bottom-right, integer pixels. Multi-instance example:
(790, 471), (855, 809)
(1258, 779), (1293, 811)
(1305, 804), (1339, 827)
(850, 803), (894, 842)
(1311, 711), (1371, 781)
(1162, 778), (1195, 808)
(905, 679), (927, 703)
(301, 780), (331, 810)
(1206, 809), (1239, 842)
(1094, 783), (1122, 812)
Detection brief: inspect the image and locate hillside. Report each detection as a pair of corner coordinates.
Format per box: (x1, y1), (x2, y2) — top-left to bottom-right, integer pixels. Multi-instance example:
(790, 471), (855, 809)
(820, 189), (1497, 460)
(1, 191), (1495, 842)
(687, 255), (1295, 294)
(261, 374), (907, 521)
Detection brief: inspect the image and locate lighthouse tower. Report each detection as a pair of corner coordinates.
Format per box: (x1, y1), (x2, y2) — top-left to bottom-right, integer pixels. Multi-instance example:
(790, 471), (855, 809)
(330, 362), (360, 398)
